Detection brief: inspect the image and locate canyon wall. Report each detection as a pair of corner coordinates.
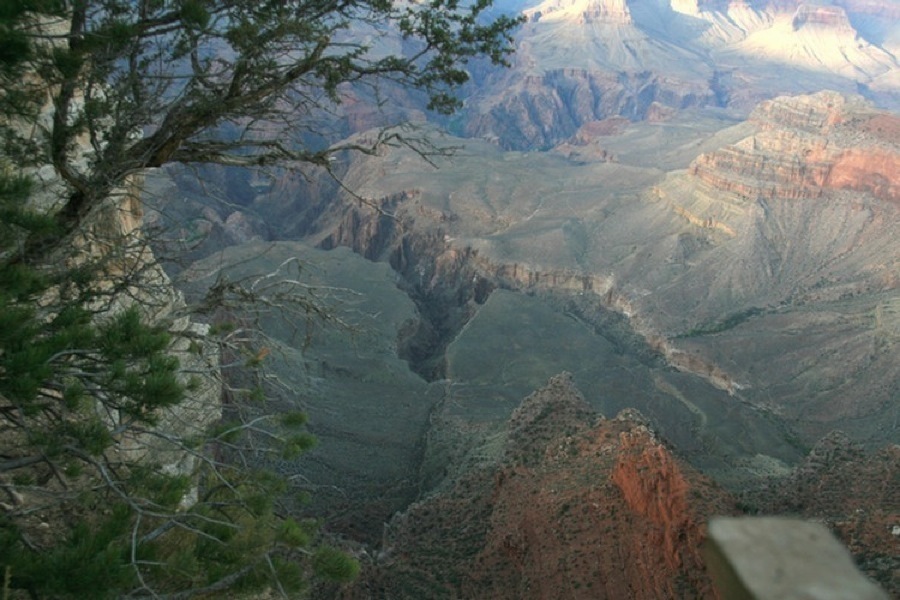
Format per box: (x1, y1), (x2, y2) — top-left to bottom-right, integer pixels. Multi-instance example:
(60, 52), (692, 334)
(465, 69), (716, 150)
(649, 91), (900, 442)
(456, 0), (898, 149)
(271, 91), (899, 450)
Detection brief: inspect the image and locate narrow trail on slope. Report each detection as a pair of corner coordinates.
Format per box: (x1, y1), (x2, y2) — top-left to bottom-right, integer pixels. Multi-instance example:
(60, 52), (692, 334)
(652, 371), (708, 432)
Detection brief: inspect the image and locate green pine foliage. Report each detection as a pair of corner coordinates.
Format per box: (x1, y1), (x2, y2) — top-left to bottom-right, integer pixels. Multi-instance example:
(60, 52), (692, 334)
(312, 547), (361, 583)
(0, 505), (136, 600)
(0, 0), (520, 595)
(0, 124), (321, 600)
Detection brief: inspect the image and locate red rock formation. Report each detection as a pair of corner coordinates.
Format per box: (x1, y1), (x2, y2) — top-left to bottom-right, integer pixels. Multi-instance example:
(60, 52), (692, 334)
(612, 427), (708, 577)
(686, 92), (900, 204)
(826, 148), (900, 204)
(342, 375), (736, 599)
(688, 139), (834, 201)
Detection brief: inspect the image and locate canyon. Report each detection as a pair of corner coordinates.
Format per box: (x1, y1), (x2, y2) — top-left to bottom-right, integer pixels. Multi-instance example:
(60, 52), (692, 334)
(244, 90), (897, 447)
(4, 0), (896, 597)
(157, 89), (899, 597)
(145, 0), (900, 595)
(459, 0), (900, 150)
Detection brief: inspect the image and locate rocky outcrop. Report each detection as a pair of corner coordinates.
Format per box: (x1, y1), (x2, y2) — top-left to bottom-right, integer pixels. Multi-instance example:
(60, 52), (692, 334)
(680, 92), (899, 222)
(791, 3), (855, 31)
(611, 426), (711, 576)
(341, 374), (735, 599)
(467, 70), (715, 150)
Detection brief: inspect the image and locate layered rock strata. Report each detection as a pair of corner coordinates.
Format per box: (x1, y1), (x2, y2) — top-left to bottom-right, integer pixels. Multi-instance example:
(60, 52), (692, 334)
(663, 92), (899, 263)
(460, 0), (898, 149)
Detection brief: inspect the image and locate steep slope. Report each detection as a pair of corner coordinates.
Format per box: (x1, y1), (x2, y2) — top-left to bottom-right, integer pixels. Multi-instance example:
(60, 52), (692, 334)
(660, 91), (899, 245)
(646, 91), (900, 443)
(341, 374), (735, 599)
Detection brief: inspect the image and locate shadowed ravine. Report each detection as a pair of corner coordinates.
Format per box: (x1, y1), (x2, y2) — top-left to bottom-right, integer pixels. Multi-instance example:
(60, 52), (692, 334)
(312, 201), (807, 477)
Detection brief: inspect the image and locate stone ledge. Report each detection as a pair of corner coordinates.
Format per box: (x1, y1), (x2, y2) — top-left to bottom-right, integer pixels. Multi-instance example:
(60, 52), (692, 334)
(704, 516), (889, 600)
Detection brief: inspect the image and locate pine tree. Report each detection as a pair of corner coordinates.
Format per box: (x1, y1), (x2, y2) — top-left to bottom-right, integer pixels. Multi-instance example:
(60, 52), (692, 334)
(0, 0), (520, 596)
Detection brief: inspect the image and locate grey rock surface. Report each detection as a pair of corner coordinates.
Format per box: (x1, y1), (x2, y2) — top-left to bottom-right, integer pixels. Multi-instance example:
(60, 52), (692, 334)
(706, 516), (890, 600)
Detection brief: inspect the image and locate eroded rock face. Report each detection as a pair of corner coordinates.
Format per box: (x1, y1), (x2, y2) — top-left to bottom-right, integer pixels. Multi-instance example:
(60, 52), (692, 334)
(342, 374), (734, 599)
(686, 92), (899, 207)
(466, 69), (715, 150)
(791, 4), (855, 31)
(259, 92), (898, 452)
(166, 91), (897, 598)
(457, 0), (899, 149)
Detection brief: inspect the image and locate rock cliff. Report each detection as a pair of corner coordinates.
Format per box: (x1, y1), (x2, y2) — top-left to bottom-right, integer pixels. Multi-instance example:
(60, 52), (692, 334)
(458, 0), (898, 149)
(683, 91), (899, 210)
(631, 93), (900, 444)
(160, 89), (897, 597)
(338, 374), (734, 599)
